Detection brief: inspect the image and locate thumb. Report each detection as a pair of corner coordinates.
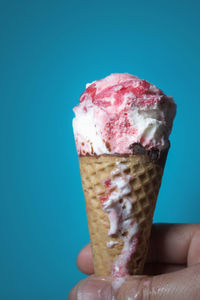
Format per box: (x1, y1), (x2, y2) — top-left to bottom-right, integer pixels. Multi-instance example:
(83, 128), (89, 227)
(68, 276), (114, 300)
(68, 264), (200, 300)
(118, 264), (200, 299)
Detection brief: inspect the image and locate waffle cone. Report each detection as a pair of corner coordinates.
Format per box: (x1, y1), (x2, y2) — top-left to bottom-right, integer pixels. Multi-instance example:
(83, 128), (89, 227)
(79, 153), (166, 276)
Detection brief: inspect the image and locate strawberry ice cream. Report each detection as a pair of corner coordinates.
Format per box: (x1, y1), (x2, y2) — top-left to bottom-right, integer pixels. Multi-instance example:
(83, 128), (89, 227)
(73, 73), (176, 156)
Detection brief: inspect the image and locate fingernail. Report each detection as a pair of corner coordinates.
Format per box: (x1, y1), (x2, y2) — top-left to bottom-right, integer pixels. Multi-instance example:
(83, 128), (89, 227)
(73, 277), (115, 300)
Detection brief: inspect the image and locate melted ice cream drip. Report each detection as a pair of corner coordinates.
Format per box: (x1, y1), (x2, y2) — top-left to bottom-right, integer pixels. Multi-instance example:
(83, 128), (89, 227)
(99, 160), (139, 278)
(106, 241), (119, 248)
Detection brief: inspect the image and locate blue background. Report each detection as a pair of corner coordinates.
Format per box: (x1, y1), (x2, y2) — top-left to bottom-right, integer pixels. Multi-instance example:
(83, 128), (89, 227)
(1, 0), (200, 299)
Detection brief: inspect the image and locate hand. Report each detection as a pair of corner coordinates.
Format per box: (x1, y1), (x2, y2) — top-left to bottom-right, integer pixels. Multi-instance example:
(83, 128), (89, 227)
(68, 224), (200, 299)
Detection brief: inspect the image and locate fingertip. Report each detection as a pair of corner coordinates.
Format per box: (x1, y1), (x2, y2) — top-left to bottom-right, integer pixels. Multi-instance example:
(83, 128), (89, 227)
(77, 244), (94, 274)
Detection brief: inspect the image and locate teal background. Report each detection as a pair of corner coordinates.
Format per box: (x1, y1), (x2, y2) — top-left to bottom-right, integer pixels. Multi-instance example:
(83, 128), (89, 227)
(1, 0), (200, 299)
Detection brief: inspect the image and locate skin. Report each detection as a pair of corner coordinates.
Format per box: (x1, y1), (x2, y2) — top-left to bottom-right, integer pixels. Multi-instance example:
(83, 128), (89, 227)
(68, 224), (200, 299)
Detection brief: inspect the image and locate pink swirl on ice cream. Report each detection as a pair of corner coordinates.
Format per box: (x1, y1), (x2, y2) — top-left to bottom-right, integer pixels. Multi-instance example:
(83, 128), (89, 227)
(73, 73), (176, 155)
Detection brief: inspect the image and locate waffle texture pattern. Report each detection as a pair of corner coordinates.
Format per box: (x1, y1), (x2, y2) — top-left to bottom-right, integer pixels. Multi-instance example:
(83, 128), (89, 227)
(79, 155), (164, 276)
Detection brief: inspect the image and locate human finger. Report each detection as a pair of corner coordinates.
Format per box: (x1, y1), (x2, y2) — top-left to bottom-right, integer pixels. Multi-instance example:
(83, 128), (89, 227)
(77, 223), (200, 274)
(76, 243), (186, 275)
(76, 244), (94, 275)
(118, 264), (200, 300)
(148, 223), (200, 265)
(143, 262), (185, 275)
(68, 264), (200, 300)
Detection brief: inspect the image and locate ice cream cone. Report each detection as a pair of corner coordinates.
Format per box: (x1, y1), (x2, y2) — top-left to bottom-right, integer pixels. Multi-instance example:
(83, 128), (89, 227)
(72, 73), (176, 279)
(79, 150), (167, 276)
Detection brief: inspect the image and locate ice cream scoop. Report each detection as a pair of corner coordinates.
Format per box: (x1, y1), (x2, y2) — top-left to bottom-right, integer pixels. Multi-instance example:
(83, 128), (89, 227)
(73, 73), (176, 156)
